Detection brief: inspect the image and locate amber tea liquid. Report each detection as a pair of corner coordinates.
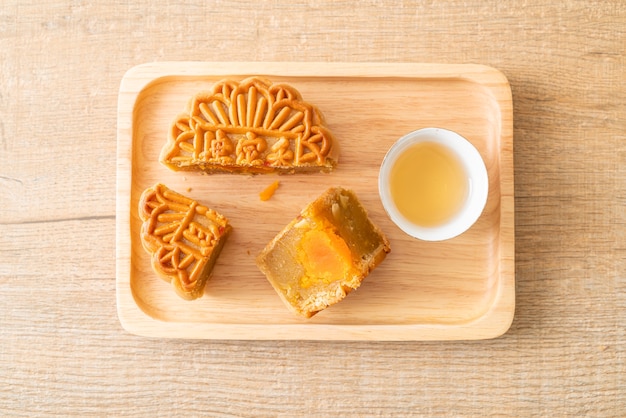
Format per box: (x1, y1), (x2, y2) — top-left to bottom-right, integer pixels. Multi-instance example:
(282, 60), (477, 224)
(389, 141), (469, 227)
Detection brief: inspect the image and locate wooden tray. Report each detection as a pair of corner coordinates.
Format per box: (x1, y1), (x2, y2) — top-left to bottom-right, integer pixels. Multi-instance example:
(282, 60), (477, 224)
(116, 62), (514, 340)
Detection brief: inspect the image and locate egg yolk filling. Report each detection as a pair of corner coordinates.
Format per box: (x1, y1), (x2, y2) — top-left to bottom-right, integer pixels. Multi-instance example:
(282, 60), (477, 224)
(297, 227), (353, 288)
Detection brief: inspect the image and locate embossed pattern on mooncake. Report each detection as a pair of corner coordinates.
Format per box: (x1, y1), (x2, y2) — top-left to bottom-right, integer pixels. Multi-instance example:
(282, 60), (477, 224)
(138, 183), (231, 300)
(160, 77), (338, 174)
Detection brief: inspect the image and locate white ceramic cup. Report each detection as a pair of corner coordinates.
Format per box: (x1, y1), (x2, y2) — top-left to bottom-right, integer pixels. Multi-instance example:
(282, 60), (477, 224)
(378, 128), (489, 241)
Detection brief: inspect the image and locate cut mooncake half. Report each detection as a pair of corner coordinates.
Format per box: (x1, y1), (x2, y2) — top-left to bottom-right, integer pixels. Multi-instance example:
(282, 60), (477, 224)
(160, 77), (339, 174)
(138, 183), (232, 300)
(256, 187), (391, 318)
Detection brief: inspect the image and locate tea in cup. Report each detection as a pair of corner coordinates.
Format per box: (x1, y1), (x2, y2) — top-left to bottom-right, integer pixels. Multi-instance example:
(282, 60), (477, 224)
(378, 128), (488, 241)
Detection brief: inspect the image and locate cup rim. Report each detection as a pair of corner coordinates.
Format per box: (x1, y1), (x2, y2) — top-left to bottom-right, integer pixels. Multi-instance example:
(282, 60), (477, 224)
(378, 128), (489, 241)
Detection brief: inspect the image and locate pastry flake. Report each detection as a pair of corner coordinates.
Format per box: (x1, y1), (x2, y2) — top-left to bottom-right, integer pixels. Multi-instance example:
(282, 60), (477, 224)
(160, 77), (338, 174)
(138, 183), (232, 300)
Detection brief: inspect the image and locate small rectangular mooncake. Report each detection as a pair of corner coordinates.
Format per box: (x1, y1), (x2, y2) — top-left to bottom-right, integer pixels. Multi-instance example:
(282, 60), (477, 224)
(256, 187), (390, 318)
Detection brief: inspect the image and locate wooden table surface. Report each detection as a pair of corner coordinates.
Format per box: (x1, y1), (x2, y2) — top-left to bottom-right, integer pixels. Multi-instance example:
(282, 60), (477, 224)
(1, 1), (624, 416)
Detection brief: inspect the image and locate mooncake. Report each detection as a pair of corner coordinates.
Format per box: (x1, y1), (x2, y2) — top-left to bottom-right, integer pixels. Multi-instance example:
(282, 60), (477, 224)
(138, 183), (232, 300)
(256, 187), (391, 318)
(160, 77), (338, 174)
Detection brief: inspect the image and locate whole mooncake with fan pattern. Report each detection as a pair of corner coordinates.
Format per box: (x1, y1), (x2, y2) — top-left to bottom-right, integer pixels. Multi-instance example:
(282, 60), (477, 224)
(160, 77), (339, 174)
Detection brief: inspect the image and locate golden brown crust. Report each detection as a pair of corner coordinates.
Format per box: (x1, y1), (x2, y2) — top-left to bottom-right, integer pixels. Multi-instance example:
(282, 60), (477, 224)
(256, 187), (391, 318)
(160, 77), (339, 174)
(138, 183), (231, 300)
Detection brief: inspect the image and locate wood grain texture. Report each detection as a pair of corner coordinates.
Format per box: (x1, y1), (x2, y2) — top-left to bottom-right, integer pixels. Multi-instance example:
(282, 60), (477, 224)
(1, 0), (624, 416)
